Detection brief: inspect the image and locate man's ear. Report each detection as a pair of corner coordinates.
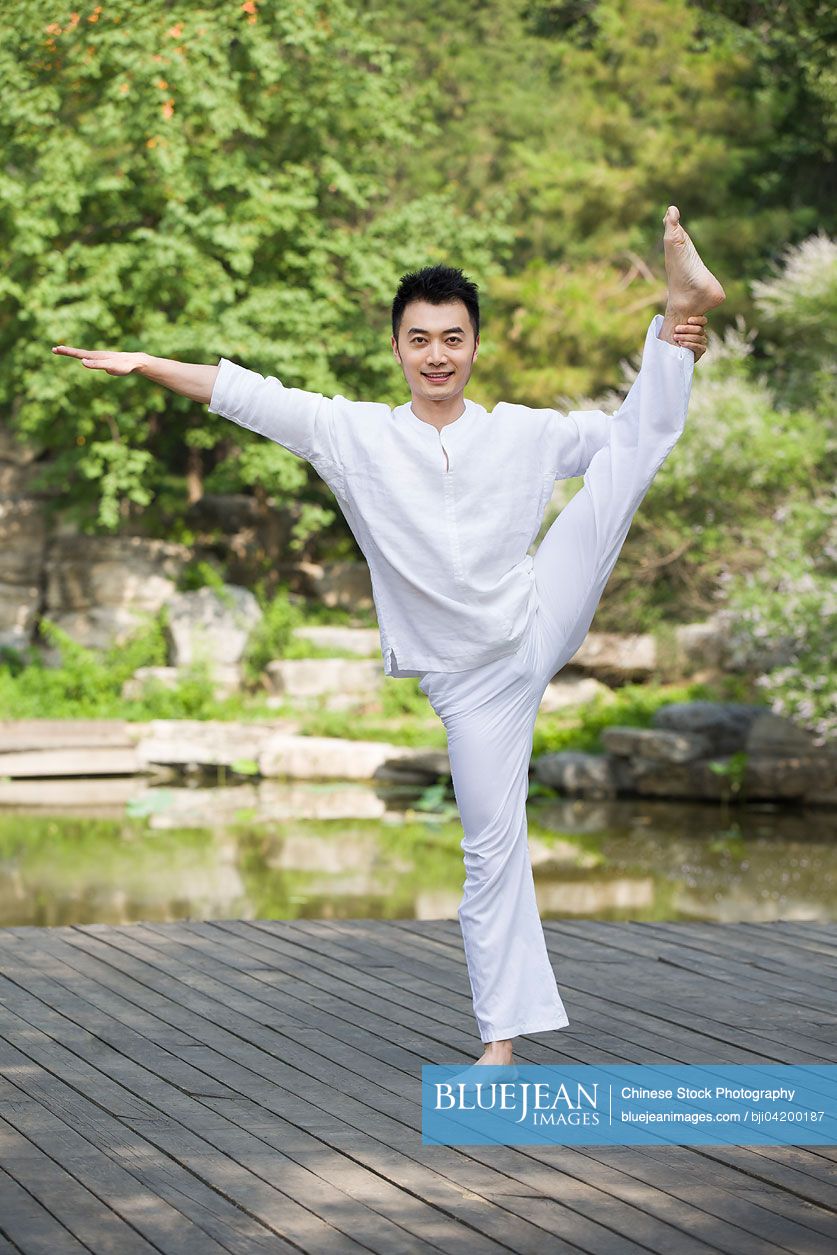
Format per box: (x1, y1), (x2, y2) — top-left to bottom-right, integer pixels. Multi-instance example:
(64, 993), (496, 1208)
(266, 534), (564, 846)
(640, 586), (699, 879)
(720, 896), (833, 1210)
(391, 334), (401, 362)
(472, 334), (480, 361)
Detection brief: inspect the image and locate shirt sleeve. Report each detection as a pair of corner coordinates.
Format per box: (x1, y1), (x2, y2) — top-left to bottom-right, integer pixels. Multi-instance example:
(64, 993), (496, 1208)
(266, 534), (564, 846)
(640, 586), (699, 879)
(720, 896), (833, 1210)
(548, 409), (613, 480)
(547, 314), (693, 479)
(207, 357), (343, 483)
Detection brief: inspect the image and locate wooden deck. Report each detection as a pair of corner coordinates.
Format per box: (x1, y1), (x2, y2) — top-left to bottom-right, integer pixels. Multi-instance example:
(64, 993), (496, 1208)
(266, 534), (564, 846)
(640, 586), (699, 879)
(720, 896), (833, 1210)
(1, 918), (835, 1254)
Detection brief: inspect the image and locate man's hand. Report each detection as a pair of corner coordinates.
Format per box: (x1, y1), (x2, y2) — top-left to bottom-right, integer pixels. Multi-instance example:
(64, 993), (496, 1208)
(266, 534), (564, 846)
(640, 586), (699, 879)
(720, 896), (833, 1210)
(673, 315), (709, 362)
(51, 346), (219, 403)
(51, 346), (145, 376)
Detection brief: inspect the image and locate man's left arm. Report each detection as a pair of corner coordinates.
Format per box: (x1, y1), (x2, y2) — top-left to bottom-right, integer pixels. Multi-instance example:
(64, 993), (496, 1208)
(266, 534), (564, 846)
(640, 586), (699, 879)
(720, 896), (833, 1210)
(548, 314), (707, 479)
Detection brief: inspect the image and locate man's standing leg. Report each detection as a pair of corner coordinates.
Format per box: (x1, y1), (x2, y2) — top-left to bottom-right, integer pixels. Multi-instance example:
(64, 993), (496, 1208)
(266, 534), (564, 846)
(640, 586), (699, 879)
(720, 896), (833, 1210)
(420, 640), (569, 1061)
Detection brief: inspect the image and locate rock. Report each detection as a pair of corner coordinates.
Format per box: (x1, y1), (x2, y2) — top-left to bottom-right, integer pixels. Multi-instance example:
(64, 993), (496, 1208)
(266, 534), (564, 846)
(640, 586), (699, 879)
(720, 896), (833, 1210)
(743, 754), (837, 801)
(165, 585), (262, 667)
(372, 749), (451, 784)
(266, 657), (382, 698)
(745, 713), (816, 756)
(292, 625), (381, 656)
(651, 701), (768, 753)
(601, 726), (711, 763)
(0, 497), (48, 585)
(673, 614), (732, 671)
(567, 631), (656, 679)
(539, 676), (613, 712)
(136, 720), (293, 769)
(122, 663), (243, 702)
(279, 560), (374, 610)
(0, 746), (144, 778)
(259, 734), (433, 781)
(44, 534), (190, 615)
(532, 750), (630, 798)
(0, 580), (41, 651)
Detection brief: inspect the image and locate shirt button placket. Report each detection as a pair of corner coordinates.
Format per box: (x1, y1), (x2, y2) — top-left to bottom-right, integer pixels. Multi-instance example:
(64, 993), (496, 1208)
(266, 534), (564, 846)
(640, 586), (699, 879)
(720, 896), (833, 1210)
(439, 431), (466, 586)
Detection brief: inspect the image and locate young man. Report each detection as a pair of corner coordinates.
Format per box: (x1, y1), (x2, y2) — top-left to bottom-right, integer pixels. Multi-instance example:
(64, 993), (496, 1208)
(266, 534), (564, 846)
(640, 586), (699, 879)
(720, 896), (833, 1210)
(53, 205), (724, 1065)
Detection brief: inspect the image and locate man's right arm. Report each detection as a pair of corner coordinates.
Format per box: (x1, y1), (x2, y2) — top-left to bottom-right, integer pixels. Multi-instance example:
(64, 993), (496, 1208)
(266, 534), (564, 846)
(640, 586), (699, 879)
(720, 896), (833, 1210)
(52, 345), (343, 481)
(51, 345), (218, 404)
(136, 355), (218, 404)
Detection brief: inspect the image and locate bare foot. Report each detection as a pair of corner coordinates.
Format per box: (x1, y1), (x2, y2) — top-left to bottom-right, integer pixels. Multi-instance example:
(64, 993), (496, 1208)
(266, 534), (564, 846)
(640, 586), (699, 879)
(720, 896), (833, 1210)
(476, 1038), (514, 1066)
(663, 205), (726, 315)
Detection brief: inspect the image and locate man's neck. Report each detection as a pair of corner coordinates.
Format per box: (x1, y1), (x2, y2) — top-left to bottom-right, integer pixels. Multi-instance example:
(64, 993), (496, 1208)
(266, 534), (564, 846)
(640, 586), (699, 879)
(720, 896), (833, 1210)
(409, 391), (467, 430)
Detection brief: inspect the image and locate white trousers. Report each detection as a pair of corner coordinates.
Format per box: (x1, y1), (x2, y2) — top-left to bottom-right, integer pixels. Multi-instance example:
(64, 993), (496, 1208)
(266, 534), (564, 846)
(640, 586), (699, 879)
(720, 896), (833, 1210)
(418, 368), (689, 1042)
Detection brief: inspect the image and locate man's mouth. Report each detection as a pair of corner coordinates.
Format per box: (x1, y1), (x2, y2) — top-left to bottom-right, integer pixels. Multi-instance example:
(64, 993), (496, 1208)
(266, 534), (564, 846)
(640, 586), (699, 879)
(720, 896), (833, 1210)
(423, 371), (453, 382)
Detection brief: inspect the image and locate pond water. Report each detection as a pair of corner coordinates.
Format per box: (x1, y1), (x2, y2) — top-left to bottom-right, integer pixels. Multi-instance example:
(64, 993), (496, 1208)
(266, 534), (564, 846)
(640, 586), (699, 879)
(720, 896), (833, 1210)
(0, 781), (833, 928)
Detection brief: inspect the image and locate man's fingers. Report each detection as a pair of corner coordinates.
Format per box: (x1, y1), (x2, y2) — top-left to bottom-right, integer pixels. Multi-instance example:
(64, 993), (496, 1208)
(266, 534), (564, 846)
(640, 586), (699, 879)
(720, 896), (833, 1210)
(52, 345), (95, 358)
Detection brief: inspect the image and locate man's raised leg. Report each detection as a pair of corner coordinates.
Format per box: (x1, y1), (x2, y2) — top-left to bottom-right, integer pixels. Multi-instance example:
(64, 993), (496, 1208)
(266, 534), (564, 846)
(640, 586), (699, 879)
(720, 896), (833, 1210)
(533, 204), (724, 684)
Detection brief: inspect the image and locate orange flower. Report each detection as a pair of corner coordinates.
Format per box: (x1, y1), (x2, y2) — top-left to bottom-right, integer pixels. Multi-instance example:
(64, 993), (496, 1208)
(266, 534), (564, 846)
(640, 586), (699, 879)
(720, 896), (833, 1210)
(44, 21), (61, 35)
(241, 0), (257, 12)
(119, 81), (129, 94)
(161, 98), (174, 119)
(68, 12), (80, 29)
(88, 5), (102, 22)
(155, 78), (168, 89)
(146, 136), (158, 148)
(166, 22), (183, 38)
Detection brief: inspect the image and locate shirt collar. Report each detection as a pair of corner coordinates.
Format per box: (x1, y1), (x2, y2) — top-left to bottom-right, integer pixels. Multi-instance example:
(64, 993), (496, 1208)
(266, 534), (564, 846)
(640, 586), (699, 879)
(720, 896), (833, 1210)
(397, 396), (476, 433)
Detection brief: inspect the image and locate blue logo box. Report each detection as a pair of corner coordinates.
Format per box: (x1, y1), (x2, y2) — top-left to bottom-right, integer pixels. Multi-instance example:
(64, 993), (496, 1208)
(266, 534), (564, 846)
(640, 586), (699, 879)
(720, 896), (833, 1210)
(422, 1063), (837, 1146)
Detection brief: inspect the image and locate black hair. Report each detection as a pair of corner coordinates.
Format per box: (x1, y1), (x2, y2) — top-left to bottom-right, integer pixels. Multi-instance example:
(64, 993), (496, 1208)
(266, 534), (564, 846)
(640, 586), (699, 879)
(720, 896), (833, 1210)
(391, 263), (480, 342)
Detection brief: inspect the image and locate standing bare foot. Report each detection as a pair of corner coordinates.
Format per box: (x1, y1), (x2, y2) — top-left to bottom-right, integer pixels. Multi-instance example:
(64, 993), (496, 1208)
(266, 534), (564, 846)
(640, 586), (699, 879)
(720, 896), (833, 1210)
(662, 205), (726, 315)
(476, 1038), (514, 1066)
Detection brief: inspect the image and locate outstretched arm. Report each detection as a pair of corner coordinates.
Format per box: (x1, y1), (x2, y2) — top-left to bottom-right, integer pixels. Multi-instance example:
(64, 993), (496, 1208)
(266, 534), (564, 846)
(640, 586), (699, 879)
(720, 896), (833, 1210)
(51, 347), (342, 479)
(51, 346), (218, 404)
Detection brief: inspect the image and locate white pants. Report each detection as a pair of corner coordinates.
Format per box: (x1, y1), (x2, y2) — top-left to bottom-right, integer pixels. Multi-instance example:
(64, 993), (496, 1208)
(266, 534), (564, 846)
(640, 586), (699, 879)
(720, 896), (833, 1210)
(418, 381), (688, 1042)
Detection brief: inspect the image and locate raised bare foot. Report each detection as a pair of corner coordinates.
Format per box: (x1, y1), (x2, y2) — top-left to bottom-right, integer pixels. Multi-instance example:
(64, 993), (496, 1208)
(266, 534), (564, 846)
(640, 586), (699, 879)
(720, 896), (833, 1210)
(476, 1038), (513, 1066)
(663, 205), (726, 315)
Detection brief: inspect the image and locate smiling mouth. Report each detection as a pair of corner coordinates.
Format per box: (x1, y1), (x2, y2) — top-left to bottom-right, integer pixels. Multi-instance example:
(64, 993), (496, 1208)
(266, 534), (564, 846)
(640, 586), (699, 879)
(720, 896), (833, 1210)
(423, 372), (453, 381)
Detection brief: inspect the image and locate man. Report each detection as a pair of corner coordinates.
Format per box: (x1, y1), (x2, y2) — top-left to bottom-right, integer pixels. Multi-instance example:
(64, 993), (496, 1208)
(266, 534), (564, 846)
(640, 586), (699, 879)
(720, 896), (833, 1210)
(53, 205), (724, 1065)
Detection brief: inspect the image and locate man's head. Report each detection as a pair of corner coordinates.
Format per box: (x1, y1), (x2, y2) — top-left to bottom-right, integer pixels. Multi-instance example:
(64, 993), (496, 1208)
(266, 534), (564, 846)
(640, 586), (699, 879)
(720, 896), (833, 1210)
(391, 264), (480, 405)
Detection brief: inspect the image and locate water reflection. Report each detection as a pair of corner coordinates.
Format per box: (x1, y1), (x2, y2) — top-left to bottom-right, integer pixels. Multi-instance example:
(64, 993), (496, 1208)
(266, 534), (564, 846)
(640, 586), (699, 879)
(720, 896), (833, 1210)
(0, 786), (832, 927)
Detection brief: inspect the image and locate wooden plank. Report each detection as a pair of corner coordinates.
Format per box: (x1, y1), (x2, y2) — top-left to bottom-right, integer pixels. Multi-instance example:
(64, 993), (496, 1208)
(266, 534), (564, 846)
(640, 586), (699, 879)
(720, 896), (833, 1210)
(3, 919), (837, 1255)
(0, 1115), (158, 1254)
(0, 747), (142, 778)
(0, 1163), (91, 1254)
(0, 972), (440, 1255)
(55, 925), (655, 1255)
(90, 923), (823, 1255)
(0, 938), (534, 1255)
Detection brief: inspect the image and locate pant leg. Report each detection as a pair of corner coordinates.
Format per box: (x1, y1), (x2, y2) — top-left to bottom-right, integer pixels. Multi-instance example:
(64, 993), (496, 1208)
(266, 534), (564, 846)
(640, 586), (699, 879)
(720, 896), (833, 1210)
(532, 316), (694, 685)
(420, 631), (570, 1043)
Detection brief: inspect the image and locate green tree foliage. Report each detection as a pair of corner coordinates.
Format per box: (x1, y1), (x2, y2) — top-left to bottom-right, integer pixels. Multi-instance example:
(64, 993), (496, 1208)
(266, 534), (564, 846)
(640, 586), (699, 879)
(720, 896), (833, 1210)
(1, 0), (507, 532)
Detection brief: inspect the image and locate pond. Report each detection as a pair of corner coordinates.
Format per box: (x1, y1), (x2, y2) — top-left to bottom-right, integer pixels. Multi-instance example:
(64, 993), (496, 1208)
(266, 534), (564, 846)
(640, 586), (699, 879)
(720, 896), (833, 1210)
(0, 781), (833, 928)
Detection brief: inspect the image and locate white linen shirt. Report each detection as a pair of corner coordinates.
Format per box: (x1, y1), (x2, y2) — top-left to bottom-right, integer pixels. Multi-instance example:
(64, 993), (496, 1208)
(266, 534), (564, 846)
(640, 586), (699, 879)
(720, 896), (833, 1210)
(207, 314), (692, 677)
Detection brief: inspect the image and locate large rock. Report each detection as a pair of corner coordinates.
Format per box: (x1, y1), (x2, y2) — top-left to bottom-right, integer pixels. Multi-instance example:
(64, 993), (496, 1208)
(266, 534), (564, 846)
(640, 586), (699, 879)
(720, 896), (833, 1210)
(292, 625), (381, 656)
(122, 664), (243, 702)
(539, 676), (613, 712)
(745, 712), (816, 755)
(258, 734), (443, 781)
(266, 657), (382, 699)
(532, 750), (631, 799)
(0, 427), (50, 649)
(135, 719), (294, 769)
(651, 701), (768, 753)
(567, 632), (656, 679)
(601, 726), (710, 763)
(278, 560), (374, 610)
(41, 534), (191, 659)
(165, 585), (262, 667)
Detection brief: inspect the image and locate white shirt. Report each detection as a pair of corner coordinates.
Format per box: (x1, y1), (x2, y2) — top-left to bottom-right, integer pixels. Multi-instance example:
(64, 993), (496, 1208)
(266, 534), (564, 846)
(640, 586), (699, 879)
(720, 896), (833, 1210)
(207, 314), (692, 677)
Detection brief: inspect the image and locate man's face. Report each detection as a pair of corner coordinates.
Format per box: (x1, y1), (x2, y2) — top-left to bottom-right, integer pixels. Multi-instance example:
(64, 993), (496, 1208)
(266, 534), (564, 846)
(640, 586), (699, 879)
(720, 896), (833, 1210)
(391, 299), (479, 403)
